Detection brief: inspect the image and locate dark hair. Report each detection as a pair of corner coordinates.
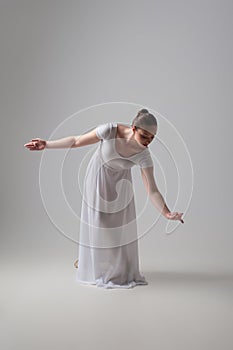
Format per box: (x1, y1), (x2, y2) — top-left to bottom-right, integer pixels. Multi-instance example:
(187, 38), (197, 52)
(131, 109), (157, 128)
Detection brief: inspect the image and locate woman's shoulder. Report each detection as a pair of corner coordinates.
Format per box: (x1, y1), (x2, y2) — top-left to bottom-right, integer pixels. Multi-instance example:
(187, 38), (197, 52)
(98, 121), (130, 139)
(96, 121), (117, 140)
(114, 122), (131, 138)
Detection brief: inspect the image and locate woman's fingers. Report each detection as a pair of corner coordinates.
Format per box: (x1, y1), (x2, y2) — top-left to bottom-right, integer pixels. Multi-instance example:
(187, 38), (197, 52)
(24, 139), (40, 147)
(24, 138), (46, 151)
(24, 142), (36, 146)
(24, 141), (40, 147)
(24, 142), (39, 150)
(168, 212), (184, 223)
(24, 141), (46, 151)
(177, 212), (184, 223)
(25, 144), (36, 148)
(170, 212), (179, 218)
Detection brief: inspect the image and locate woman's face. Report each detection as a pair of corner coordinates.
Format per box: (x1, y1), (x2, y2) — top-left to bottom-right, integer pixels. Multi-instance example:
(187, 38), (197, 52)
(133, 125), (157, 147)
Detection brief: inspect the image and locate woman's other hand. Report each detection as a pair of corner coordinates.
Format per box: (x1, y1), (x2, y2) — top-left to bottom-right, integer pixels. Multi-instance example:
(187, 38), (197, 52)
(165, 212), (184, 223)
(24, 138), (46, 151)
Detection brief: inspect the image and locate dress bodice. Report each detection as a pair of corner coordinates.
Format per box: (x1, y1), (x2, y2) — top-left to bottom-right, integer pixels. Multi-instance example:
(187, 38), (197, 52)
(96, 122), (153, 171)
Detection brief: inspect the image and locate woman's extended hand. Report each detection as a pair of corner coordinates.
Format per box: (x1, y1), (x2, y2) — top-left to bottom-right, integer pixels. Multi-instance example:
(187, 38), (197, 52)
(24, 138), (46, 151)
(165, 212), (184, 223)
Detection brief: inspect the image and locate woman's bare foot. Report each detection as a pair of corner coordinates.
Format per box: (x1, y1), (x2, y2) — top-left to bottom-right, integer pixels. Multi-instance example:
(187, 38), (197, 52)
(74, 259), (79, 269)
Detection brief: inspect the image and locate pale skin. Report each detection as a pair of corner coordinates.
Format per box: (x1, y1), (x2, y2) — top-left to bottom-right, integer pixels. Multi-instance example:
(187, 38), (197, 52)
(24, 123), (184, 268)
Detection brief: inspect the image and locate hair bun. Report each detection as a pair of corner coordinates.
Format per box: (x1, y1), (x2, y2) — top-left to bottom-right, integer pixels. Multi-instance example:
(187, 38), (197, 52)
(139, 108), (149, 114)
(132, 108), (157, 127)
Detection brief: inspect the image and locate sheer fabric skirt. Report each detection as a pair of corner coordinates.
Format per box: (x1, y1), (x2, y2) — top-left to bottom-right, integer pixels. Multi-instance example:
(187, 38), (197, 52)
(76, 148), (148, 289)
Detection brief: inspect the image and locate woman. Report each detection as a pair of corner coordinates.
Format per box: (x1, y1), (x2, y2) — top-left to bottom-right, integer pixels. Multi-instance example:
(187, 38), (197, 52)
(24, 109), (184, 289)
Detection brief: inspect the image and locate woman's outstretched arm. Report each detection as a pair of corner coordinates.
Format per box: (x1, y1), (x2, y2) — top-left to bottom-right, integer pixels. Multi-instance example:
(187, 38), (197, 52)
(46, 136), (76, 149)
(24, 128), (101, 150)
(141, 166), (184, 223)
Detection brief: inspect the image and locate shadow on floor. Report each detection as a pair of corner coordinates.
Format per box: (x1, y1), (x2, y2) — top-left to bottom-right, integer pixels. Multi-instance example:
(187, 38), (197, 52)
(144, 269), (233, 287)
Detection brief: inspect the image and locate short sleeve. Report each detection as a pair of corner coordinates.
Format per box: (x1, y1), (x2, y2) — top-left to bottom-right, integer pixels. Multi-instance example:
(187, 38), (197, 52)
(137, 149), (154, 168)
(95, 122), (113, 140)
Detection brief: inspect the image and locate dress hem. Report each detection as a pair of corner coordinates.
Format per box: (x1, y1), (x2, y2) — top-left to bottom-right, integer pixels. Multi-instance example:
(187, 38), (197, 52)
(76, 276), (148, 289)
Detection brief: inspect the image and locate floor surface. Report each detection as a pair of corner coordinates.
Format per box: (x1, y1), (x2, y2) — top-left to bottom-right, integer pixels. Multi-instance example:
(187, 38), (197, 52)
(1, 262), (233, 350)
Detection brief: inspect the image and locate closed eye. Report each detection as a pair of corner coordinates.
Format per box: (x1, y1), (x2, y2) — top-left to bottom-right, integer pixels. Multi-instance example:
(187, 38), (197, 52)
(142, 135), (154, 140)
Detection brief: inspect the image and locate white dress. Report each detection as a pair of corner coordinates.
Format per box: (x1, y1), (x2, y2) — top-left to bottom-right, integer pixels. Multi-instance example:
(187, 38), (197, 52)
(76, 122), (154, 289)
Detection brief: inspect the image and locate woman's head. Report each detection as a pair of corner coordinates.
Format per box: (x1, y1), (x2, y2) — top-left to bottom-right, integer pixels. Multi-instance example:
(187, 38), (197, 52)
(131, 109), (157, 147)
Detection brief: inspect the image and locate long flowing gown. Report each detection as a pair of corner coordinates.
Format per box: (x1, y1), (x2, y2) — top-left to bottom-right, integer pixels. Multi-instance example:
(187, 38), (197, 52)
(76, 122), (154, 289)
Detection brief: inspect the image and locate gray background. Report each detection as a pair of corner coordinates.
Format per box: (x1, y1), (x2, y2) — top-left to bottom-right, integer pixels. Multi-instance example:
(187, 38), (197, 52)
(1, 1), (233, 350)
